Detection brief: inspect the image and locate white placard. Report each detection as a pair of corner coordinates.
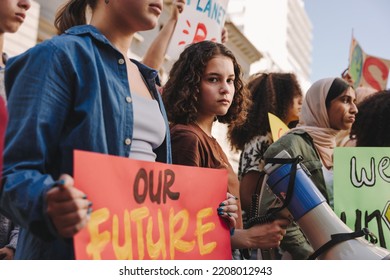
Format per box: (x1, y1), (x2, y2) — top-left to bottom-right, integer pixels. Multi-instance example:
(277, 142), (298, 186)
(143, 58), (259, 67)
(167, 0), (230, 60)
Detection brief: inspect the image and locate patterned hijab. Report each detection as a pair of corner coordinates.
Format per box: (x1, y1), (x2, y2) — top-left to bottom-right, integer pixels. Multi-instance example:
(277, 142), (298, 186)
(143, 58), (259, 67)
(292, 77), (345, 169)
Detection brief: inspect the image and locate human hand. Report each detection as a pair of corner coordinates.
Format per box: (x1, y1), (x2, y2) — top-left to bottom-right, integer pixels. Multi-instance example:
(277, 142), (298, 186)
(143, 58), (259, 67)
(217, 192), (238, 233)
(171, 0), (185, 21)
(0, 247), (15, 260)
(221, 27), (228, 43)
(341, 68), (354, 86)
(247, 218), (289, 249)
(46, 174), (92, 238)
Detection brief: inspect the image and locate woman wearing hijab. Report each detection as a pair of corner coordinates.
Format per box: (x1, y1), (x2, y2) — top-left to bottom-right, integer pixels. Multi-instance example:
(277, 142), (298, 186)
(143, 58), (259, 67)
(336, 86), (377, 147)
(265, 77), (357, 205)
(261, 77), (358, 259)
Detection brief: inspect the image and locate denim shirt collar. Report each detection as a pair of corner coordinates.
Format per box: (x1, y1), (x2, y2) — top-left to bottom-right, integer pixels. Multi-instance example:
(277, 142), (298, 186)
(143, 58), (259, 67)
(65, 25), (161, 86)
(65, 24), (111, 45)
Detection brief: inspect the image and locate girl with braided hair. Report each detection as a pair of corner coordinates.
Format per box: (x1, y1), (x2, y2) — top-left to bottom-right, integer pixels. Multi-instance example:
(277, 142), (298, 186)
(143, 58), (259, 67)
(228, 72), (307, 259)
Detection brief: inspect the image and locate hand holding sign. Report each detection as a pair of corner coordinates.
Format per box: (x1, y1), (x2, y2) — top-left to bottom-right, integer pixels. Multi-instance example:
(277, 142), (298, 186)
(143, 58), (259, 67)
(74, 150), (231, 260)
(171, 0), (185, 19)
(46, 174), (92, 238)
(218, 192), (239, 232)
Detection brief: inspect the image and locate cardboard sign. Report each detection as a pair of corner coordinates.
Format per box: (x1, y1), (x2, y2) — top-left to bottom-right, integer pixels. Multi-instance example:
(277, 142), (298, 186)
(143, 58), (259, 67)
(73, 150), (231, 260)
(334, 147), (390, 249)
(268, 112), (289, 142)
(167, 0), (230, 60)
(349, 37), (390, 91)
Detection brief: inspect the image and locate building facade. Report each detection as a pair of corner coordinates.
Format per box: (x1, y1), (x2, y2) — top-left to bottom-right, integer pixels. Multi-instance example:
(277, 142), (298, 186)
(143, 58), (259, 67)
(228, 0), (313, 91)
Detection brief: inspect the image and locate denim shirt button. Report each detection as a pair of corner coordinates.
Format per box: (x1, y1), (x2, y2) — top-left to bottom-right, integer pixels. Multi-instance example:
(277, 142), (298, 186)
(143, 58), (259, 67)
(118, 58), (125, 65)
(124, 138), (132, 145)
(125, 96), (132, 103)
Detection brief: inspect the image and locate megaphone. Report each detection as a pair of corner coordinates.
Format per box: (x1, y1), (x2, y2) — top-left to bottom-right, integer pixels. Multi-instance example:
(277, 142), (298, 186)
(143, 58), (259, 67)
(263, 150), (390, 260)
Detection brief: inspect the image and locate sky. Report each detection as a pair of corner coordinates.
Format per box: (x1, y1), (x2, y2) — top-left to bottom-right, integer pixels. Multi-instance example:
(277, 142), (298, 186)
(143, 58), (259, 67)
(304, 0), (390, 87)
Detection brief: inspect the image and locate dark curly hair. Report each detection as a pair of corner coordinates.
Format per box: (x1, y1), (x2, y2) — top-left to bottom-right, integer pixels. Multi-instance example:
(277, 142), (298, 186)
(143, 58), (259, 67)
(228, 72), (303, 151)
(162, 40), (251, 126)
(351, 90), (390, 147)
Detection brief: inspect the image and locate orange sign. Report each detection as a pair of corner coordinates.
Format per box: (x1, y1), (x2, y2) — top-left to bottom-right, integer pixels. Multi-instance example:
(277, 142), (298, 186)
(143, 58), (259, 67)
(73, 150), (231, 260)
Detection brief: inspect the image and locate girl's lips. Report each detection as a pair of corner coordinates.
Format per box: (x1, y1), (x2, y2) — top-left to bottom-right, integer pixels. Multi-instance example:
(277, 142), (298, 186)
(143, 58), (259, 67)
(149, 3), (162, 15)
(15, 13), (26, 22)
(218, 99), (230, 105)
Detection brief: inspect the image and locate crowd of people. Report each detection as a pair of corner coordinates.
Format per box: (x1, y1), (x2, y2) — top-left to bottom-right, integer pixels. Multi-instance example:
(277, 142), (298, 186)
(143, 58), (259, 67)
(0, 0), (388, 260)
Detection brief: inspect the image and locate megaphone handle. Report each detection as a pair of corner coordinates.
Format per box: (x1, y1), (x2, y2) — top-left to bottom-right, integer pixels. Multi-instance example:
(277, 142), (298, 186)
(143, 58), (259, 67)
(308, 228), (375, 260)
(264, 156), (303, 217)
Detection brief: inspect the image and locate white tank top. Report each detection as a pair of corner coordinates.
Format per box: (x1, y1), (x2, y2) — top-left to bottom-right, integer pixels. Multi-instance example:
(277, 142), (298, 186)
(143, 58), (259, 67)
(129, 93), (165, 162)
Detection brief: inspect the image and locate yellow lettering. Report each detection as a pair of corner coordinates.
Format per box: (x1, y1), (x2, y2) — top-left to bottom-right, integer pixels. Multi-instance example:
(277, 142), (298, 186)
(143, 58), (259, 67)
(86, 208), (111, 260)
(130, 207), (149, 260)
(112, 210), (133, 260)
(169, 208), (195, 259)
(196, 207), (216, 255)
(85, 206), (219, 260)
(146, 209), (167, 259)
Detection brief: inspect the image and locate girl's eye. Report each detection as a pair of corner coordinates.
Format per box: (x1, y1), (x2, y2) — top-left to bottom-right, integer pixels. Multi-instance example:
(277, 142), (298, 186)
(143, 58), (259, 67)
(208, 77), (218, 82)
(227, 78), (234, 84)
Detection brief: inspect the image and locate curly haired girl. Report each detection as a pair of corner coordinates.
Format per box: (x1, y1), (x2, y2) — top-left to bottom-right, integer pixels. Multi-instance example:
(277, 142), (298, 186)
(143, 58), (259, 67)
(163, 41), (289, 257)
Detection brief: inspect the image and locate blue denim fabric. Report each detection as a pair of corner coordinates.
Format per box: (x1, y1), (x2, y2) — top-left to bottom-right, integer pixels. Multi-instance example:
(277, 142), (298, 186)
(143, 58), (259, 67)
(0, 25), (172, 259)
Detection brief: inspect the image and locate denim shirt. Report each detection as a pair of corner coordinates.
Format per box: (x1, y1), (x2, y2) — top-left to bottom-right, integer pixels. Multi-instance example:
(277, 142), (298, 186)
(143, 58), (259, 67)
(0, 25), (171, 259)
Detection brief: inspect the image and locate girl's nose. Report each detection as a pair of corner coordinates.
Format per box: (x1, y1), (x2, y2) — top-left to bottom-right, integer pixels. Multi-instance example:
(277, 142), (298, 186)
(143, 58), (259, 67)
(19, 0), (32, 11)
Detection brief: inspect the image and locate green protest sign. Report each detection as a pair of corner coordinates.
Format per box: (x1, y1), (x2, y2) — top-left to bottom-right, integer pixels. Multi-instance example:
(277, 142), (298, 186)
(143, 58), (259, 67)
(334, 147), (390, 249)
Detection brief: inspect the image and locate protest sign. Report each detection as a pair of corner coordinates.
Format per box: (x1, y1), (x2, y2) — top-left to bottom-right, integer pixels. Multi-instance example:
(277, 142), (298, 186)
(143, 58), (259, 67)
(73, 150), (231, 260)
(268, 112), (289, 142)
(334, 147), (390, 249)
(349, 37), (390, 91)
(167, 0), (229, 60)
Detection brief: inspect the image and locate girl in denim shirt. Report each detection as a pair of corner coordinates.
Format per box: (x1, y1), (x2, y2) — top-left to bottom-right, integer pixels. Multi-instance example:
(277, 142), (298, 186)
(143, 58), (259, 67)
(0, 0), (32, 260)
(1, 0), (173, 260)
